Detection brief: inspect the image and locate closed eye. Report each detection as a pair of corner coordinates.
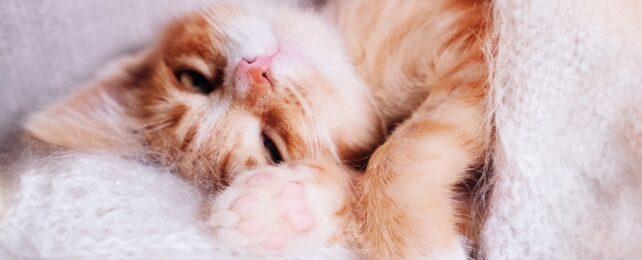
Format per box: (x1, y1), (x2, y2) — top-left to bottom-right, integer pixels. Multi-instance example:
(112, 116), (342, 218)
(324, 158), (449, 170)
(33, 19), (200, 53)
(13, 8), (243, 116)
(262, 133), (283, 164)
(176, 70), (216, 94)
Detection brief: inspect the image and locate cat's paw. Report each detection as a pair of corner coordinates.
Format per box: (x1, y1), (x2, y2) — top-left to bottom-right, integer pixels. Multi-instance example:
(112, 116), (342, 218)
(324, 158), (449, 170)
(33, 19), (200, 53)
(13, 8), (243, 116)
(207, 163), (348, 255)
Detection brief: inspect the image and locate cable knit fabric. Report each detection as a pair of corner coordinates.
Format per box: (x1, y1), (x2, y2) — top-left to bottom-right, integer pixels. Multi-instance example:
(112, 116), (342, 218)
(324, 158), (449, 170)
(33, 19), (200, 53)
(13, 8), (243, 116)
(482, 0), (642, 259)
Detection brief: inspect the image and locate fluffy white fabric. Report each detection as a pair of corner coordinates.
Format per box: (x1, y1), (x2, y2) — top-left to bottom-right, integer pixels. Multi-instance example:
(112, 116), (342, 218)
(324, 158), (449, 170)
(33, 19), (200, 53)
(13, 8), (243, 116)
(483, 0), (642, 259)
(0, 153), (353, 259)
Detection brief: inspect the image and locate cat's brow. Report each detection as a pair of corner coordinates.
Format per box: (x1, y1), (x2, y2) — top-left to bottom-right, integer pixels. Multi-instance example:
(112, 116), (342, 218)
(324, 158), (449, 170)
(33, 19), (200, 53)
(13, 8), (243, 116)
(174, 56), (212, 77)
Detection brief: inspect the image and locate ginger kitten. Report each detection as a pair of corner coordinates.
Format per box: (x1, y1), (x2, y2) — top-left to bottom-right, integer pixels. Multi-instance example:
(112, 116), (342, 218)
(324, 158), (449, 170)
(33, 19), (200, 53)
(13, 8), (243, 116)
(24, 0), (492, 258)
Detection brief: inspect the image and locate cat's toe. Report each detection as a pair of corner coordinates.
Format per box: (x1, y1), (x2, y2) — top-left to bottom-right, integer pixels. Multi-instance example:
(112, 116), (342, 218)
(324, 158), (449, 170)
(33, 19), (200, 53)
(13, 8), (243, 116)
(207, 164), (348, 255)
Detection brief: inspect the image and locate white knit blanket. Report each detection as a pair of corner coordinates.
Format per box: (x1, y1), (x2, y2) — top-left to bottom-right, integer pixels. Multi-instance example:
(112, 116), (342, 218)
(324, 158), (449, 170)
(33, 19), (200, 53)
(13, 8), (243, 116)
(1, 0), (641, 259)
(0, 153), (353, 259)
(483, 0), (642, 259)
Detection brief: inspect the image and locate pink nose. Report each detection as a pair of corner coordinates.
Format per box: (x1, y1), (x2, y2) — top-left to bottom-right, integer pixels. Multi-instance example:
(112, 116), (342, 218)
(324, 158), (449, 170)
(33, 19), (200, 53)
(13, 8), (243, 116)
(236, 55), (274, 87)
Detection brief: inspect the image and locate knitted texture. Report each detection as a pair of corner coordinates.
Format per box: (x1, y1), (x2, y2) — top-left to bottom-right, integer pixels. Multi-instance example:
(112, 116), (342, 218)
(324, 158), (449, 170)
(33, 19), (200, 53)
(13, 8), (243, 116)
(0, 153), (353, 259)
(483, 0), (642, 259)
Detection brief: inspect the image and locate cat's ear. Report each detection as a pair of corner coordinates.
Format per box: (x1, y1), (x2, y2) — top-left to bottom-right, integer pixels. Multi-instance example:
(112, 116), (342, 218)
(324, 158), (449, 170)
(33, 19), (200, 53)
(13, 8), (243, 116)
(23, 50), (152, 150)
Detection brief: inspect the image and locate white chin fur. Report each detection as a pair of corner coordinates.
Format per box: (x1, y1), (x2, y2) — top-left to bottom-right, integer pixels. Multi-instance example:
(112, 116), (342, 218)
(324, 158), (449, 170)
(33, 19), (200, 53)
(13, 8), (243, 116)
(0, 152), (353, 259)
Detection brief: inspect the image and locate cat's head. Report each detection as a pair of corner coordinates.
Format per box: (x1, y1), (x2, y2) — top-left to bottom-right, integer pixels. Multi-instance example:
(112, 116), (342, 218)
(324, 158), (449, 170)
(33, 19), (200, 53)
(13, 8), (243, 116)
(25, 2), (382, 190)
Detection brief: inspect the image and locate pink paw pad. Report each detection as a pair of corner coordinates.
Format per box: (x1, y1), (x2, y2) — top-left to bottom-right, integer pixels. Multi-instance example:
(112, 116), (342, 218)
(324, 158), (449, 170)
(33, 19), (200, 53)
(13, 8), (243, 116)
(236, 218), (264, 235)
(281, 182), (304, 196)
(276, 182), (314, 232)
(246, 172), (274, 187)
(209, 166), (344, 254)
(261, 233), (285, 250)
(231, 193), (258, 215)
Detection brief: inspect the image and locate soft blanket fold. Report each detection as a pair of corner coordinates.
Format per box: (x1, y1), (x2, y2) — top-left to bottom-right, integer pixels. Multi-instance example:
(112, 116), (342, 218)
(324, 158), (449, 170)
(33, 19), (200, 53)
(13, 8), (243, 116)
(482, 0), (642, 259)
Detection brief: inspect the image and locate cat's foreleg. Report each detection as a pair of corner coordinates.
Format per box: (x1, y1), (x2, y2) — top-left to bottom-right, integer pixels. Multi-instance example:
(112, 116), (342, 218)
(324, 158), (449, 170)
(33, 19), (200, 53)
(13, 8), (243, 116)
(354, 87), (489, 259)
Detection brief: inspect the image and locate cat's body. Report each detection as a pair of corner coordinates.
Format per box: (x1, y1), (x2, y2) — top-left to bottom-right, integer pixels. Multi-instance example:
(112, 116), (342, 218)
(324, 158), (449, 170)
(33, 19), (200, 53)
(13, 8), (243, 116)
(329, 0), (491, 258)
(19, 0), (492, 258)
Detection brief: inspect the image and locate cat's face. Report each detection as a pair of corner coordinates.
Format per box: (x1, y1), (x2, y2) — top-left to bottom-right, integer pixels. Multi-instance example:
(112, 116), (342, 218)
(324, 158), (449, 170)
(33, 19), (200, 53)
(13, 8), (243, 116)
(26, 3), (381, 191)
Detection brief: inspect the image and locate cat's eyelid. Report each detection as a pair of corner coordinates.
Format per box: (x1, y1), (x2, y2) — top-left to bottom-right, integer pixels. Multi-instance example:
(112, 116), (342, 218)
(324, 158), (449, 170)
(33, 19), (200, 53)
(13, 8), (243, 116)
(262, 128), (289, 163)
(174, 55), (213, 79)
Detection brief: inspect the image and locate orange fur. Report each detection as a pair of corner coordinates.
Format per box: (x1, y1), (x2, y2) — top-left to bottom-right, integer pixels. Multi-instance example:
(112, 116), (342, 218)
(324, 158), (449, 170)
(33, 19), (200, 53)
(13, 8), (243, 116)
(328, 0), (493, 258)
